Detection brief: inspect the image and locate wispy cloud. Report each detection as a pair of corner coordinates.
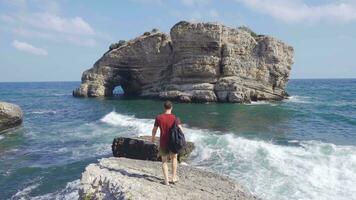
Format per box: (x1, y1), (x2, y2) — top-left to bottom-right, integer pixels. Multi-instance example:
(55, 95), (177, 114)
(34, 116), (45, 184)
(0, 0), (108, 47)
(12, 40), (48, 56)
(3, 13), (95, 35)
(236, 0), (356, 23)
(180, 0), (211, 7)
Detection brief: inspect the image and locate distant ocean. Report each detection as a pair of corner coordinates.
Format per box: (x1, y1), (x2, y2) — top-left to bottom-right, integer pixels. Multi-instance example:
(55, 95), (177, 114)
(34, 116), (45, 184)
(0, 79), (355, 200)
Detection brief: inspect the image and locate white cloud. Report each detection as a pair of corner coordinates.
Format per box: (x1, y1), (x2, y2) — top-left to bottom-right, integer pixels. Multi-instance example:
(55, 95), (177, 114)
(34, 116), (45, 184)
(181, 0), (211, 7)
(1, 0), (100, 47)
(12, 40), (48, 56)
(13, 13), (95, 35)
(13, 28), (56, 40)
(236, 0), (356, 23)
(2, 12), (100, 47)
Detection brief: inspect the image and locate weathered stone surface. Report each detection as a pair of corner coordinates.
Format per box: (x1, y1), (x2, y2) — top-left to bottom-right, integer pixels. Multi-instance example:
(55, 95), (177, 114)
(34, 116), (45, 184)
(0, 102), (23, 133)
(79, 157), (258, 200)
(112, 136), (195, 162)
(73, 21), (294, 103)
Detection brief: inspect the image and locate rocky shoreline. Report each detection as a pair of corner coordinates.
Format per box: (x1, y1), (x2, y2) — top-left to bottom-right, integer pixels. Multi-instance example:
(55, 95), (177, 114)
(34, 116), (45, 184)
(79, 157), (258, 200)
(73, 21), (293, 103)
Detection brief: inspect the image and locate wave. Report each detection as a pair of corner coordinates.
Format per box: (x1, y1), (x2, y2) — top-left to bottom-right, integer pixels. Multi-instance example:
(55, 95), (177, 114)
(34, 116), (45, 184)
(12, 180), (79, 200)
(30, 110), (57, 115)
(52, 93), (68, 96)
(100, 111), (356, 200)
(12, 183), (41, 199)
(0, 135), (4, 140)
(100, 111), (153, 136)
(24, 111), (356, 200)
(285, 96), (312, 104)
(249, 101), (277, 106)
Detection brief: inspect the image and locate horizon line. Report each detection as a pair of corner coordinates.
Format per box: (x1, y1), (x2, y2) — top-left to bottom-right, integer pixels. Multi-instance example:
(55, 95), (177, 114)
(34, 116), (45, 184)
(0, 77), (355, 83)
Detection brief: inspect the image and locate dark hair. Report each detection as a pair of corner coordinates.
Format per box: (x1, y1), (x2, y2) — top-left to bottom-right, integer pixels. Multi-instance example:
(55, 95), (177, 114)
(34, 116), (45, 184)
(163, 101), (173, 110)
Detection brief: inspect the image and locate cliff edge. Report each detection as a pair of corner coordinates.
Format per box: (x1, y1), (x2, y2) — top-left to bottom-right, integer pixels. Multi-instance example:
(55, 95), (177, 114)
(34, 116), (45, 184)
(73, 21), (294, 103)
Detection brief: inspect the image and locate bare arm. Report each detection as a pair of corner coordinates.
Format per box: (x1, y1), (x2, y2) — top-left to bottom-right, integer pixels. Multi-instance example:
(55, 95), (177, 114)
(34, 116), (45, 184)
(178, 124), (183, 133)
(151, 126), (158, 143)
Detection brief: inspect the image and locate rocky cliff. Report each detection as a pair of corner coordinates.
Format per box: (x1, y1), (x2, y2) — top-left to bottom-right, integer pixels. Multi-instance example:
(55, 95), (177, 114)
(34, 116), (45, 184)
(73, 21), (294, 103)
(79, 157), (258, 200)
(0, 102), (23, 133)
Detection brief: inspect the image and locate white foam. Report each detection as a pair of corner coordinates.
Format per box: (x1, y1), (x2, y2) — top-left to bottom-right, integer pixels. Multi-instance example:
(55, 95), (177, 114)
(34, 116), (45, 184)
(12, 183), (41, 199)
(0, 135), (4, 140)
(52, 93), (67, 96)
(100, 111), (356, 200)
(20, 180), (80, 200)
(249, 101), (272, 105)
(285, 96), (312, 104)
(30, 110), (57, 114)
(100, 111), (153, 136)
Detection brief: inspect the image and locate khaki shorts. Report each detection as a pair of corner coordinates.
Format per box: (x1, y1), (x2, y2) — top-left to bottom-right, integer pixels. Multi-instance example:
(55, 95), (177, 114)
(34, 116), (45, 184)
(159, 147), (170, 157)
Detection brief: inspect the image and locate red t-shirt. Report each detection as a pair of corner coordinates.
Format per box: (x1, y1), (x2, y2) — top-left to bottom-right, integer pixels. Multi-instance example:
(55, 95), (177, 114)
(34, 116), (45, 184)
(154, 113), (180, 148)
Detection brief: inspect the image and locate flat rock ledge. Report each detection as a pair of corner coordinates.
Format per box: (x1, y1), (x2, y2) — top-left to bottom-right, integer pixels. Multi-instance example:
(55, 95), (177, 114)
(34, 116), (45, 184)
(0, 102), (23, 133)
(79, 157), (258, 200)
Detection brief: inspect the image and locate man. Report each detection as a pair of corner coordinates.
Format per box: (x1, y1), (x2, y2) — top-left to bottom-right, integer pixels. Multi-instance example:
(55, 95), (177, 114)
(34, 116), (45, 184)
(151, 100), (182, 185)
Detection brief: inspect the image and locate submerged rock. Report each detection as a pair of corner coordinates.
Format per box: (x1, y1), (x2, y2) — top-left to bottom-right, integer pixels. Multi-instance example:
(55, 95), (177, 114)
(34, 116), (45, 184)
(0, 102), (23, 133)
(73, 21), (294, 103)
(79, 157), (258, 200)
(112, 136), (195, 162)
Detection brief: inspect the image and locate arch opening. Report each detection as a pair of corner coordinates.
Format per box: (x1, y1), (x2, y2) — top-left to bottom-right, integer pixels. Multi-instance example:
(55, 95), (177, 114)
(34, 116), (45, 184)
(112, 86), (124, 96)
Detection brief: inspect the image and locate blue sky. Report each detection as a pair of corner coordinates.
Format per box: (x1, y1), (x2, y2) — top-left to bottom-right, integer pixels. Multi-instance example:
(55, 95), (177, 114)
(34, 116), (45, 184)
(0, 0), (355, 81)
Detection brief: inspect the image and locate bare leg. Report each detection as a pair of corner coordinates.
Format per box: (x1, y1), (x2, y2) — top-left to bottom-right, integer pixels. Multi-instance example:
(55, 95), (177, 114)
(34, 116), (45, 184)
(161, 155), (169, 185)
(170, 153), (178, 182)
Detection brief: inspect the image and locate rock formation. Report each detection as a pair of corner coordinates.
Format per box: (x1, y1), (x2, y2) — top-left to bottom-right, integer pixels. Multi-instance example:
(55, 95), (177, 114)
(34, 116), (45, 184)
(73, 21), (294, 103)
(0, 102), (23, 133)
(79, 157), (258, 200)
(112, 136), (195, 162)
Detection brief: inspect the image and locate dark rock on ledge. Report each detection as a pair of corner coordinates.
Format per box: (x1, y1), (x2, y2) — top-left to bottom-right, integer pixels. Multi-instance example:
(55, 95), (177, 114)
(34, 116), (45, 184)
(112, 136), (195, 162)
(73, 21), (294, 103)
(0, 102), (23, 133)
(79, 157), (258, 200)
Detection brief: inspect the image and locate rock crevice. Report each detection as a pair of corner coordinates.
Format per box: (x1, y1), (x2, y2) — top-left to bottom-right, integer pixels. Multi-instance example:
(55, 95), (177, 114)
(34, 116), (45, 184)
(73, 21), (294, 103)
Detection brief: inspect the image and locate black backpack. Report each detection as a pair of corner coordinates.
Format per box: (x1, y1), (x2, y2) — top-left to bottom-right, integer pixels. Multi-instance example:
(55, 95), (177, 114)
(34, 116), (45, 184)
(168, 118), (186, 154)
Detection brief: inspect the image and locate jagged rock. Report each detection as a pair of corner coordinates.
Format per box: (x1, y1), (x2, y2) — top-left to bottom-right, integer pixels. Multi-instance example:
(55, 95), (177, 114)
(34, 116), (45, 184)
(0, 102), (23, 133)
(73, 21), (294, 103)
(79, 157), (258, 200)
(112, 136), (195, 162)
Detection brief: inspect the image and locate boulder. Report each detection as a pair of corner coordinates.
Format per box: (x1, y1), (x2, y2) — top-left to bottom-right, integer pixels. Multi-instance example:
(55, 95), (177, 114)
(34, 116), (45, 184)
(73, 21), (294, 103)
(79, 157), (258, 200)
(0, 102), (23, 133)
(112, 136), (195, 162)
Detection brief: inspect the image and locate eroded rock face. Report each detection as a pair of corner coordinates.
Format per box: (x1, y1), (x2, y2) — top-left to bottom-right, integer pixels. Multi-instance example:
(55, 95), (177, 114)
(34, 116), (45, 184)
(79, 157), (258, 200)
(0, 102), (23, 133)
(112, 136), (195, 162)
(73, 21), (294, 103)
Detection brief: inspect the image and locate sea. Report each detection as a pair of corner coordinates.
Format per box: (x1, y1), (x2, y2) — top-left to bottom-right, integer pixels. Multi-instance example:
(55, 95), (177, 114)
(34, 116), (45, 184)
(0, 79), (355, 200)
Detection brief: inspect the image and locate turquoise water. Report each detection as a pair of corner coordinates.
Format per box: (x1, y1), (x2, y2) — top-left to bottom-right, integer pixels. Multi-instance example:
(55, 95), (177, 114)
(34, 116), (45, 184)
(0, 79), (355, 200)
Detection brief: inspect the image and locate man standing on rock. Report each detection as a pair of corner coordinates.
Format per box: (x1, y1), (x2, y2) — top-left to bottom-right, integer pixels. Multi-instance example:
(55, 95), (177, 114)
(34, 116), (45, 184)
(152, 101), (182, 185)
